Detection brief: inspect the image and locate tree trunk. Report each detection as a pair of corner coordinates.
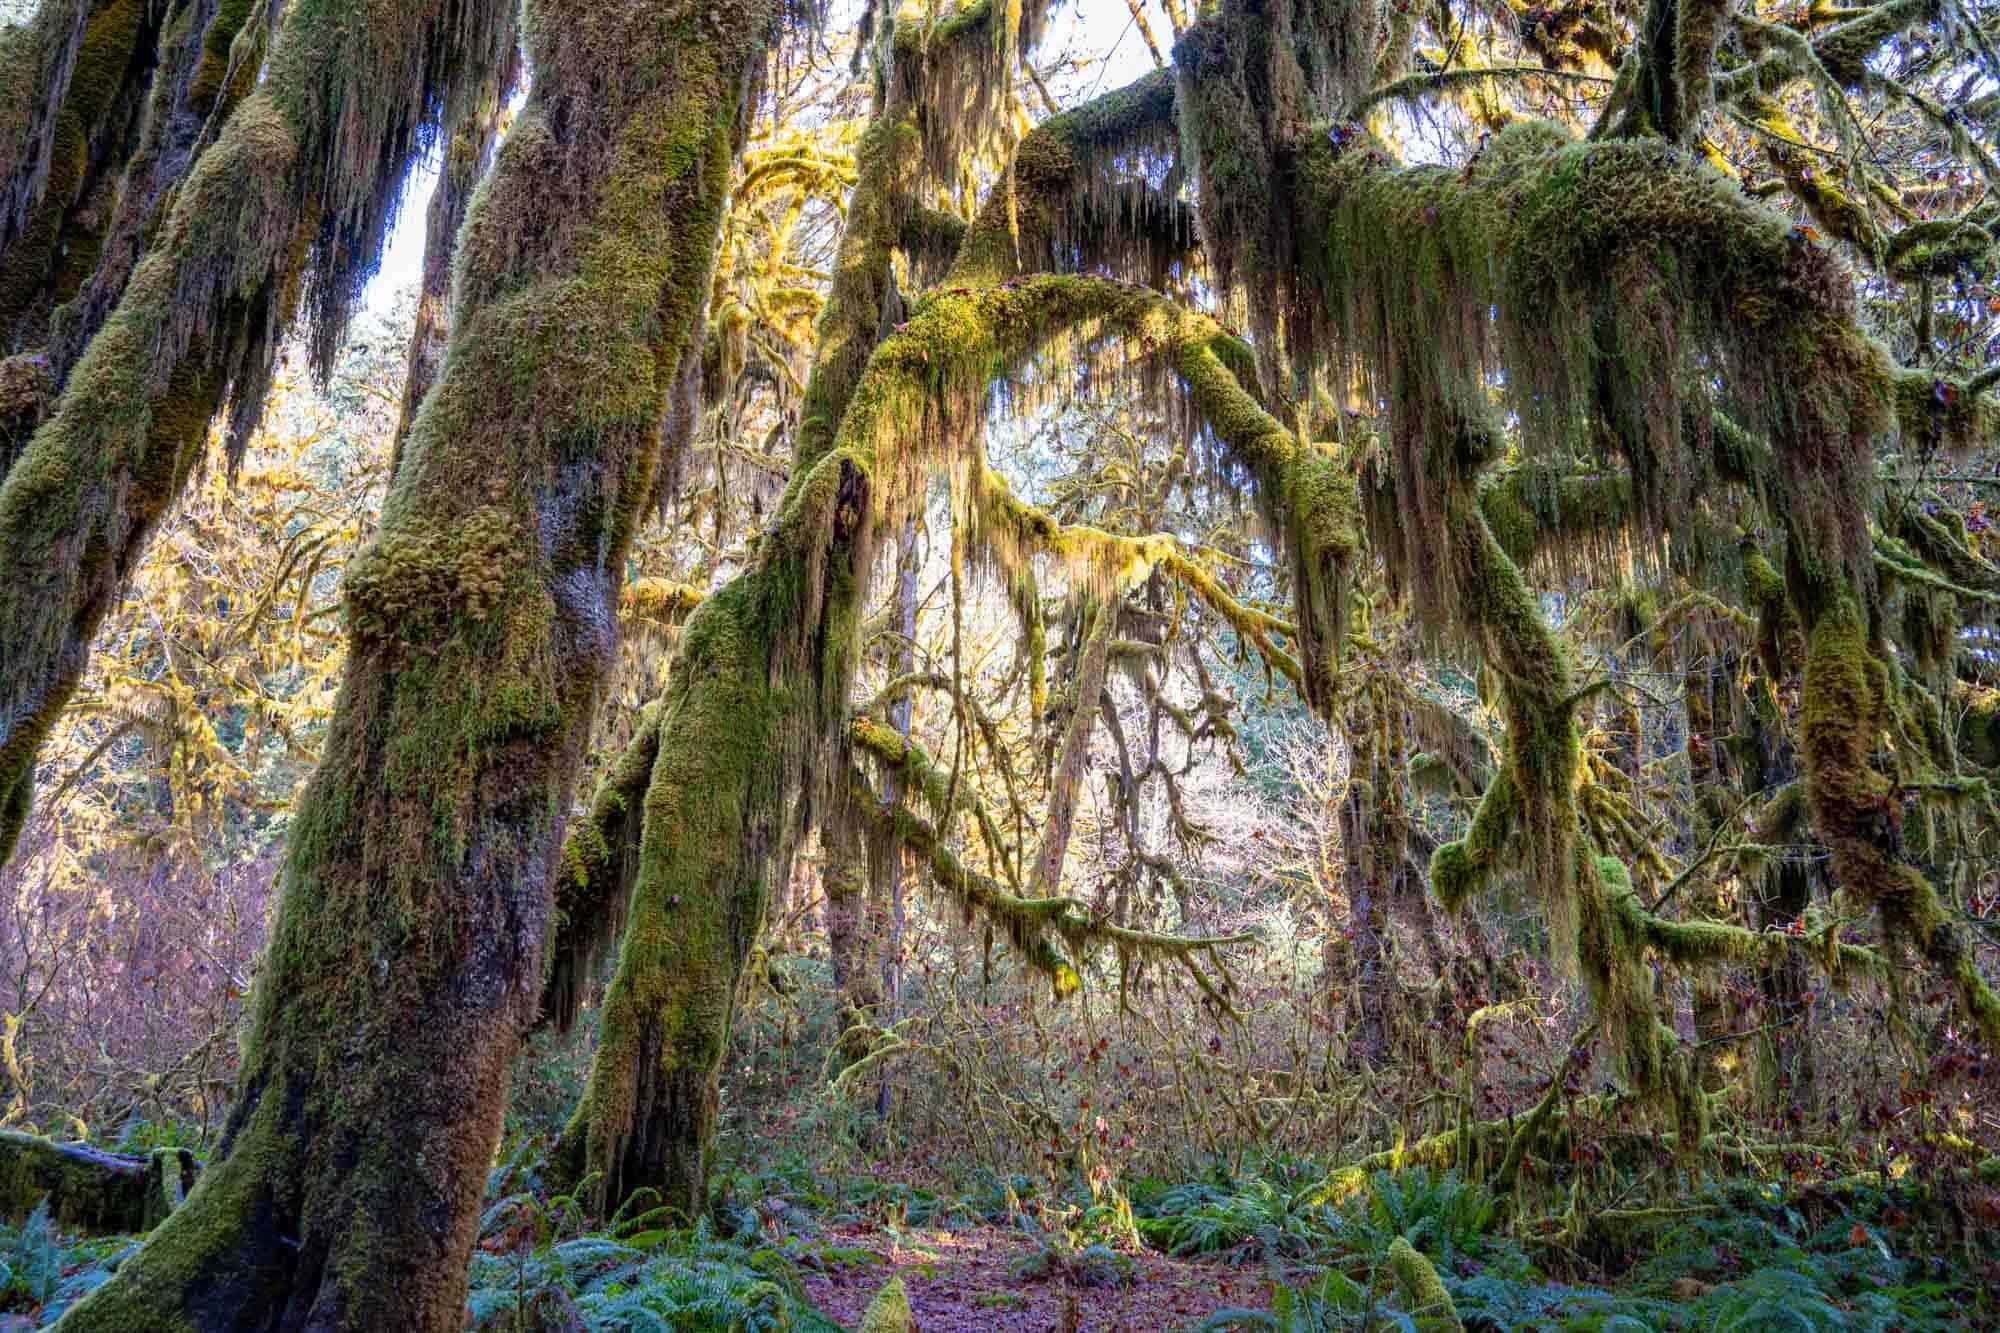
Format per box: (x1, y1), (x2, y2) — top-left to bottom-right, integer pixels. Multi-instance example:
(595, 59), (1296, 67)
(55, 0), (764, 1323)
(0, 0), (514, 871)
(824, 809), (879, 1063)
(1028, 599), (1115, 895)
(874, 519), (919, 1120)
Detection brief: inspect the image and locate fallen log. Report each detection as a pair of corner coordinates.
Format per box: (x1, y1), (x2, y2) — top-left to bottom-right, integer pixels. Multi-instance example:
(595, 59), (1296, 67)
(0, 1130), (195, 1232)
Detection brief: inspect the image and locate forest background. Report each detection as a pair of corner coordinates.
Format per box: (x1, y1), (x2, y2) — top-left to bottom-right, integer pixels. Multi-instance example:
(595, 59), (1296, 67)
(0, 0), (1997, 1326)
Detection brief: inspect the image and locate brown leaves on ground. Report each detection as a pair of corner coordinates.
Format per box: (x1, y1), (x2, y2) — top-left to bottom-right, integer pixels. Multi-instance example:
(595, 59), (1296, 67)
(798, 1221), (1270, 1332)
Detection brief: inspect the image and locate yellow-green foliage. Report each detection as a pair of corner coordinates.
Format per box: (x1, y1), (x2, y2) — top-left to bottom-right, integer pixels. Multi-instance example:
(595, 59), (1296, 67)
(857, 1275), (914, 1333)
(1387, 1237), (1464, 1331)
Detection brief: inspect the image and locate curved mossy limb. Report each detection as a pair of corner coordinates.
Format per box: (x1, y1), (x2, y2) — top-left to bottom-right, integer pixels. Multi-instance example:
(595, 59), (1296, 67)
(52, 0), (771, 1325)
(1275, 112), (1908, 610)
(0, 0), (516, 873)
(786, 12), (918, 480)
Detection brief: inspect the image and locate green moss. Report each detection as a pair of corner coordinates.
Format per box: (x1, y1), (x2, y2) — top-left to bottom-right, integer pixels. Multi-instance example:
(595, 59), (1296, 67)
(1294, 117), (1895, 603)
(577, 576), (786, 1216)
(1801, 591), (2000, 1046)
(1430, 766), (1515, 914)
(1387, 1236), (1463, 1330)
(0, 0), (145, 336)
(186, 0), (255, 116)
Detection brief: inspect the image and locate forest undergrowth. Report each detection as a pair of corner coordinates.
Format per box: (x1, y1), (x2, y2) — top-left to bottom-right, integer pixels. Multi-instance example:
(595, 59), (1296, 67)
(0, 937), (1992, 1333)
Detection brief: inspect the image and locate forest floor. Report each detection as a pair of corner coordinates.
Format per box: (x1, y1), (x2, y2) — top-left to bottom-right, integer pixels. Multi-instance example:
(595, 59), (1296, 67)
(796, 1218), (1271, 1331)
(5, 1126), (1996, 1329)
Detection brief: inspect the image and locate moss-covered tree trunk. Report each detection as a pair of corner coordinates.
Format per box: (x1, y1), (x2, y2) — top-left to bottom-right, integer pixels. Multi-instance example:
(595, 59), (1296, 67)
(54, 0), (772, 1324)
(0, 0), (515, 870)
(0, 0), (158, 350)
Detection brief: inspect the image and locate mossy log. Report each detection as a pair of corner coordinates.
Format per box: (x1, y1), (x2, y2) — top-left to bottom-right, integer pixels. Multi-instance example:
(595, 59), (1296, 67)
(0, 1131), (194, 1234)
(1387, 1236), (1464, 1331)
(51, 0), (767, 1324)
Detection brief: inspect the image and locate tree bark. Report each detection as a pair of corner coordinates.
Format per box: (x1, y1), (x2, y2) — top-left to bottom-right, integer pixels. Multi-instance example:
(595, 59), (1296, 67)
(54, 0), (765, 1324)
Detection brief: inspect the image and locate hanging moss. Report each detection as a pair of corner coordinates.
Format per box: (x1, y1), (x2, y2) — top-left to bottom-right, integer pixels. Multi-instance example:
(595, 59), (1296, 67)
(1289, 116), (1900, 611)
(0, 0), (150, 345)
(185, 0), (255, 117)
(44, 0), (266, 386)
(1802, 593), (2000, 1045)
(0, 0), (88, 252)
